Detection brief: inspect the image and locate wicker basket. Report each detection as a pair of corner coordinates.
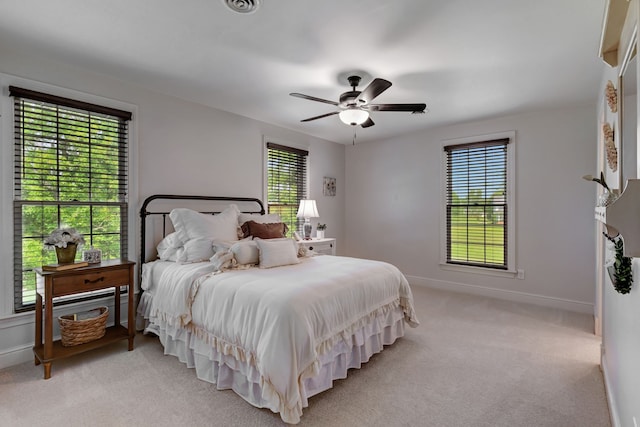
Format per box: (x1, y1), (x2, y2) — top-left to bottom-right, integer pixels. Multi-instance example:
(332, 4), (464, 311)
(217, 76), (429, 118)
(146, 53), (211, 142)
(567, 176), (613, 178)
(58, 306), (108, 347)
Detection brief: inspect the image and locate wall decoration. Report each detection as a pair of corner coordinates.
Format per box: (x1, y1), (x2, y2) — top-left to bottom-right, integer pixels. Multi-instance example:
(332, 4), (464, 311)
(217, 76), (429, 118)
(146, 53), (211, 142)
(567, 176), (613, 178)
(603, 122), (618, 172)
(605, 80), (618, 113)
(323, 177), (336, 196)
(600, 84), (619, 192)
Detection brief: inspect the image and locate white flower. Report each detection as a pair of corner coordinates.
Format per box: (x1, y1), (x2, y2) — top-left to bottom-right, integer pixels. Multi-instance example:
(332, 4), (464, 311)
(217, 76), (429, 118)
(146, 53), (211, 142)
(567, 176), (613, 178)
(43, 227), (85, 250)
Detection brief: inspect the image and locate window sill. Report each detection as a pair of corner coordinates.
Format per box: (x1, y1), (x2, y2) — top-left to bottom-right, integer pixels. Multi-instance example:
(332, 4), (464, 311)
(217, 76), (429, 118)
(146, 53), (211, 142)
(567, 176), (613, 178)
(439, 262), (518, 279)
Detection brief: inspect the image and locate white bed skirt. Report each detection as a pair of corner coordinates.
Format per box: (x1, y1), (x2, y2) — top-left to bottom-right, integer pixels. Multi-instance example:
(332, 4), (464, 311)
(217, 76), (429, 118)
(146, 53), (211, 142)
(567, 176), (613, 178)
(138, 292), (405, 419)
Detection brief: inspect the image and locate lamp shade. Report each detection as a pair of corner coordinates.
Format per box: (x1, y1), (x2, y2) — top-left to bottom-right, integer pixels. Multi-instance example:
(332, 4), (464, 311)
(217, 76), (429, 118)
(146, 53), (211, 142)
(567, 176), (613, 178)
(339, 108), (369, 126)
(296, 199), (319, 219)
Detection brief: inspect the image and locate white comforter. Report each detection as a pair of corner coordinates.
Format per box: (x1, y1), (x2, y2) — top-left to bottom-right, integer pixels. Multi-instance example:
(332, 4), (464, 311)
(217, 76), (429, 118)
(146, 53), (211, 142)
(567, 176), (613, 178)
(145, 255), (419, 424)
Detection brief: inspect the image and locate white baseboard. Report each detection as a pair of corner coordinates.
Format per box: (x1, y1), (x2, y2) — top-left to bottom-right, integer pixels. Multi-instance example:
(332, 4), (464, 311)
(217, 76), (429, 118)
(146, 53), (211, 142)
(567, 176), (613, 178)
(406, 275), (594, 314)
(601, 352), (621, 427)
(0, 344), (34, 370)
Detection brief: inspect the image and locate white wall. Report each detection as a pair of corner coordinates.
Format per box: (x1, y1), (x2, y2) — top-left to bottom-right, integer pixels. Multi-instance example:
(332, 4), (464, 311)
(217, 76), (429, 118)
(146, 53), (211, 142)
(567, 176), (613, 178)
(345, 105), (597, 312)
(0, 44), (345, 368)
(598, 54), (640, 427)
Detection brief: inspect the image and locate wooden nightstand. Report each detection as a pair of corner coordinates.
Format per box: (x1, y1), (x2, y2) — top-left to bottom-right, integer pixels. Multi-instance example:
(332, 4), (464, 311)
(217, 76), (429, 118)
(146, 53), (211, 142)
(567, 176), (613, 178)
(300, 237), (336, 255)
(34, 259), (135, 379)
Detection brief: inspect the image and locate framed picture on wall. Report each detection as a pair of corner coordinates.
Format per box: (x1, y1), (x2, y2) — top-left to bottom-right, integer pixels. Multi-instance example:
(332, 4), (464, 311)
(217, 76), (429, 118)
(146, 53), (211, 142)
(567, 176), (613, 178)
(323, 177), (336, 196)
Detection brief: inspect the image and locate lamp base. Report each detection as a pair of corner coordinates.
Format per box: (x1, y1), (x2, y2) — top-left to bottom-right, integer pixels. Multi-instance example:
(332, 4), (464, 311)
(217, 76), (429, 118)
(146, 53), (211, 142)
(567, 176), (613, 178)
(303, 221), (312, 240)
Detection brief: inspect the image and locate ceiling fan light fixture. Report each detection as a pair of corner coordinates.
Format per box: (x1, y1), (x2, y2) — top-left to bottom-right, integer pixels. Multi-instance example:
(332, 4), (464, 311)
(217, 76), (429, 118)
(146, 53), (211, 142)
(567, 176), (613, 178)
(339, 108), (369, 126)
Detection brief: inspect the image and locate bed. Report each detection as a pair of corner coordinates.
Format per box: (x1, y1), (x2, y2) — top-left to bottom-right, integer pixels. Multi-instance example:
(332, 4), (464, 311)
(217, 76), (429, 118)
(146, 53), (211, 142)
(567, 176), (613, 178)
(137, 195), (419, 424)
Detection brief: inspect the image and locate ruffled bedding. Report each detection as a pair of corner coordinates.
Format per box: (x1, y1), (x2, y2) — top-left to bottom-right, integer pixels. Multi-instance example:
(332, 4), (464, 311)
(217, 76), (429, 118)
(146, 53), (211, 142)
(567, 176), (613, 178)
(139, 256), (419, 424)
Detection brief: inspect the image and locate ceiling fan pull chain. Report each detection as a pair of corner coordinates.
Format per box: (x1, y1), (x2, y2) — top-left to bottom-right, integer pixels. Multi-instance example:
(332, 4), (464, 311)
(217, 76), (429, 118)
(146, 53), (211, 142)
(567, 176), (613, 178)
(353, 129), (357, 145)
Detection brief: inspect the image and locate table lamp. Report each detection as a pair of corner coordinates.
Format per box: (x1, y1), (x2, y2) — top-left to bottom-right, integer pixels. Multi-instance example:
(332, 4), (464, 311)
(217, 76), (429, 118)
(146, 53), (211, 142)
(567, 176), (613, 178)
(296, 199), (319, 240)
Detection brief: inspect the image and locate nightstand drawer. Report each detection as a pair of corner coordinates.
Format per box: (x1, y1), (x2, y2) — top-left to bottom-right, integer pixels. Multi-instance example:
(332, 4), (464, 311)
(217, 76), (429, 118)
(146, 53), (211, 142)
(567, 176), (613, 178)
(308, 243), (333, 255)
(300, 238), (336, 256)
(52, 268), (130, 297)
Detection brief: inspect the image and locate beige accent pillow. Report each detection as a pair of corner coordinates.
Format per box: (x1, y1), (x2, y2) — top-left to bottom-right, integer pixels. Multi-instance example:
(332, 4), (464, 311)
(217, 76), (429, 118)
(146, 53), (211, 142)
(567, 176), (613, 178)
(230, 240), (259, 265)
(256, 238), (300, 269)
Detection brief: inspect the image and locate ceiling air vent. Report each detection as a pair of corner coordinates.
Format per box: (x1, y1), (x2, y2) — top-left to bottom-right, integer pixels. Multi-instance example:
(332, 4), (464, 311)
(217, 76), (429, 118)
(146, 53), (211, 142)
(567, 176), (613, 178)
(223, 0), (261, 14)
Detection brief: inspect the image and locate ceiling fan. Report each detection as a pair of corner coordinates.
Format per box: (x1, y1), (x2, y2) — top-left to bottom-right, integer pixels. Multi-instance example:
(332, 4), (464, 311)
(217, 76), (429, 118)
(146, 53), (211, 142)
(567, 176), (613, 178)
(290, 75), (426, 128)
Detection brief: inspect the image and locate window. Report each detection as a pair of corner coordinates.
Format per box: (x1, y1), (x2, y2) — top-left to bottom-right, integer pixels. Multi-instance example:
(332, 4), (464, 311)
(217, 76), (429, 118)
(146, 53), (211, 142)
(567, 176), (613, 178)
(266, 142), (308, 237)
(444, 136), (513, 271)
(11, 86), (132, 312)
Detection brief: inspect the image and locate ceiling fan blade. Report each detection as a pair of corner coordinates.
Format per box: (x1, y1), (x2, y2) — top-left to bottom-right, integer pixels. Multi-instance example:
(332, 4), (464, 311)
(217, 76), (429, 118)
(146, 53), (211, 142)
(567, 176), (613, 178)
(361, 117), (375, 128)
(300, 111), (339, 122)
(290, 93), (339, 106)
(356, 78), (392, 104)
(368, 103), (426, 112)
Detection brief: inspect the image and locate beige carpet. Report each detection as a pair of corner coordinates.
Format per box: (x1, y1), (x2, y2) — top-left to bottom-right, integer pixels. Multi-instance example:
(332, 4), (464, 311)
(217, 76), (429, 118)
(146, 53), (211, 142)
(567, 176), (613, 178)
(0, 286), (610, 426)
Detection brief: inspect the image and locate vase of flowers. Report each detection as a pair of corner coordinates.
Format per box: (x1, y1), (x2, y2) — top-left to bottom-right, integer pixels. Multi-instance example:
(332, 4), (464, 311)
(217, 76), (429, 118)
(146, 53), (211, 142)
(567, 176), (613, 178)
(582, 172), (619, 206)
(605, 235), (633, 294)
(44, 228), (85, 264)
(316, 223), (327, 239)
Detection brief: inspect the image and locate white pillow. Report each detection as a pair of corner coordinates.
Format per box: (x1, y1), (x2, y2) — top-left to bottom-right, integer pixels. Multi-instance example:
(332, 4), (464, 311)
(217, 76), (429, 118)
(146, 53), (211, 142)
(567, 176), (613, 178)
(230, 240), (259, 265)
(238, 212), (281, 226)
(170, 204), (240, 244)
(213, 236), (252, 255)
(256, 238), (300, 269)
(157, 232), (183, 261)
(159, 248), (180, 262)
(176, 238), (214, 263)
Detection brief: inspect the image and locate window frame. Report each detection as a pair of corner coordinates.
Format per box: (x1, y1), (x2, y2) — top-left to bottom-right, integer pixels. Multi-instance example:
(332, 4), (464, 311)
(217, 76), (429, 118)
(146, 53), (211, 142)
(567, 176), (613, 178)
(440, 131), (516, 277)
(8, 84), (135, 313)
(263, 138), (309, 237)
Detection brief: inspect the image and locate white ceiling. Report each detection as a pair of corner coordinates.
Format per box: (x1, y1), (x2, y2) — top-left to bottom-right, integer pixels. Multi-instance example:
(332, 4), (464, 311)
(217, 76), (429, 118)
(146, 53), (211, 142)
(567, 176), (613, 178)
(0, 0), (606, 144)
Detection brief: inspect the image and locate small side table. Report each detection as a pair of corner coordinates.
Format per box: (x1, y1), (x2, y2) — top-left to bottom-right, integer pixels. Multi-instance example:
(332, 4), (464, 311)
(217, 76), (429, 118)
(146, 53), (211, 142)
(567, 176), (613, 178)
(34, 259), (135, 379)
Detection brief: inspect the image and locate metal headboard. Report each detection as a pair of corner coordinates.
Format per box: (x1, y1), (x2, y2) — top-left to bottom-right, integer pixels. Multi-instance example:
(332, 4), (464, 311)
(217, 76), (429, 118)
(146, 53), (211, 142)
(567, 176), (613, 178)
(138, 194), (265, 284)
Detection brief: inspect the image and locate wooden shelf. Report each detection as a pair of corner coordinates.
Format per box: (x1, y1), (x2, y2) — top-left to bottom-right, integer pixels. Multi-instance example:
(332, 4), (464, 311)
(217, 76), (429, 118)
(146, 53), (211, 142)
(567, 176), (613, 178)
(33, 325), (129, 363)
(595, 179), (640, 257)
(599, 0), (631, 67)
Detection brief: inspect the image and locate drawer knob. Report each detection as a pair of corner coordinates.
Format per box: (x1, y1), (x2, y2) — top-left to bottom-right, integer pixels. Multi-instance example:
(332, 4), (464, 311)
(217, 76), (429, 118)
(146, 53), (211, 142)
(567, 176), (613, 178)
(84, 277), (105, 284)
